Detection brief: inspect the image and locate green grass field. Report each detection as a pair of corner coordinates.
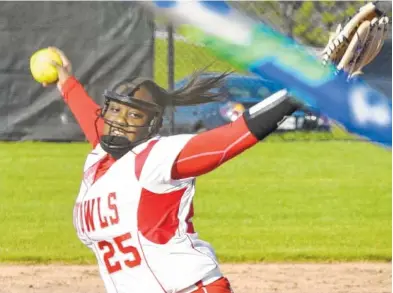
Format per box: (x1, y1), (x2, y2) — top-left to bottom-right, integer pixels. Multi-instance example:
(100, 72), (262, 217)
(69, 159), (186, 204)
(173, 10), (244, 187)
(0, 37), (390, 265)
(0, 141), (391, 264)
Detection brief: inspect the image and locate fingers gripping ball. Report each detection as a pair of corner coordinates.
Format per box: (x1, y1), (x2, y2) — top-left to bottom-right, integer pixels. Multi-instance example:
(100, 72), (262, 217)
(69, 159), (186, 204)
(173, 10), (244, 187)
(30, 48), (63, 84)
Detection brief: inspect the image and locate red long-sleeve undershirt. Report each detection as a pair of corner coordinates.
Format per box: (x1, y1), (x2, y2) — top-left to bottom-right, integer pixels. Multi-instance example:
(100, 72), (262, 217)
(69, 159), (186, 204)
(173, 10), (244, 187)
(61, 77), (258, 181)
(61, 77), (104, 147)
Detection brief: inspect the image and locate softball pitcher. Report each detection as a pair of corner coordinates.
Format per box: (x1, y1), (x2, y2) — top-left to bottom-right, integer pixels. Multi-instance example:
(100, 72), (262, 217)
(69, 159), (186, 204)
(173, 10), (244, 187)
(45, 45), (298, 293)
(40, 3), (387, 292)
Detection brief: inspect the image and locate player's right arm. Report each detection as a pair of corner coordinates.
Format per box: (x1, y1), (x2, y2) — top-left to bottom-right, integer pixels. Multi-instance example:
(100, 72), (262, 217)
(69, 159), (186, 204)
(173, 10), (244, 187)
(60, 76), (103, 147)
(43, 47), (103, 147)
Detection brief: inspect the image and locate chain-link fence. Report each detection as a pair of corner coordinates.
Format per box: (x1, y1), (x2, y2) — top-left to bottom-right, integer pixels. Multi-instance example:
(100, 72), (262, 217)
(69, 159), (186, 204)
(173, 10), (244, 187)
(153, 1), (392, 141)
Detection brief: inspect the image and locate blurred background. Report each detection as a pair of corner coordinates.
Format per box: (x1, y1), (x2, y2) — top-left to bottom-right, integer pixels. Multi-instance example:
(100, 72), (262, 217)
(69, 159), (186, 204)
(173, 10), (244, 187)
(0, 1), (391, 143)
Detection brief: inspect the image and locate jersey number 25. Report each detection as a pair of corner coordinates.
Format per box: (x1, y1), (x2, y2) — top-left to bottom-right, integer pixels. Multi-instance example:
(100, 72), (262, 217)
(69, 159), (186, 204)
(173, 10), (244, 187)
(98, 232), (141, 274)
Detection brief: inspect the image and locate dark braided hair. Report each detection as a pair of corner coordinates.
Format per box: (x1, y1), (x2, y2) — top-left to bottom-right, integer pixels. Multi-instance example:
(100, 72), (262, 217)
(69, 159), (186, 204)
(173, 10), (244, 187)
(113, 70), (232, 109)
(168, 70), (231, 106)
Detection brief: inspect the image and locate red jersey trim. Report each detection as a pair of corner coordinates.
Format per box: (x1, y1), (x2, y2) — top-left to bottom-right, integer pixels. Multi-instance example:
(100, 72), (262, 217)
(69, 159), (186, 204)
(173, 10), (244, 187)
(135, 139), (160, 180)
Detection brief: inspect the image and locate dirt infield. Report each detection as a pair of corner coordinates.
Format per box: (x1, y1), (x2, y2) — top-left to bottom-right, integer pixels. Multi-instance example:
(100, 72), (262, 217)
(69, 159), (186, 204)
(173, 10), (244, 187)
(0, 263), (390, 293)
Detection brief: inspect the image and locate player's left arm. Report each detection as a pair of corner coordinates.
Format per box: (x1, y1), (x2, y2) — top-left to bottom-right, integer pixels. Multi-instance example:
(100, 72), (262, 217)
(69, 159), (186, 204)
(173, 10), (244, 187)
(171, 89), (300, 179)
(171, 2), (390, 181)
(138, 90), (299, 192)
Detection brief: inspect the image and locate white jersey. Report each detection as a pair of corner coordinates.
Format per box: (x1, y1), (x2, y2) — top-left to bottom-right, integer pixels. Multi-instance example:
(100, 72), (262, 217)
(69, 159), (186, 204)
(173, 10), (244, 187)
(73, 135), (222, 293)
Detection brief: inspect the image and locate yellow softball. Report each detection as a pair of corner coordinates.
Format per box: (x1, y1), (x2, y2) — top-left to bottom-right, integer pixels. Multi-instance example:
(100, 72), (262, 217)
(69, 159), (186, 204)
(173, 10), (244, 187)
(29, 48), (63, 84)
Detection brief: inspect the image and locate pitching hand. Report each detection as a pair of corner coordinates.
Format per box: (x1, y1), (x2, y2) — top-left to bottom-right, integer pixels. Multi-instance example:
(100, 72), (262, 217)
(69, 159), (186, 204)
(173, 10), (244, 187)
(42, 47), (73, 91)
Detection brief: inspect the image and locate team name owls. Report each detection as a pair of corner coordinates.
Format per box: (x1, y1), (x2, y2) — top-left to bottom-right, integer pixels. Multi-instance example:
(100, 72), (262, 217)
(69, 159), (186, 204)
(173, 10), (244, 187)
(74, 192), (119, 233)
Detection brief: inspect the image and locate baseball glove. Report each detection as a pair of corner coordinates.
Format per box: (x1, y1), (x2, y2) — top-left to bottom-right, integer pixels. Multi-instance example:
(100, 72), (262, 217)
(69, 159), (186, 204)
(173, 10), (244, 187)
(321, 1), (390, 79)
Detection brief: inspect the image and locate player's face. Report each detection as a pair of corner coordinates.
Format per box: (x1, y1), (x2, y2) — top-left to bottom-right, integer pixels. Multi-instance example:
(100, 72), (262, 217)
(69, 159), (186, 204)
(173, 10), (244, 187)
(102, 100), (151, 143)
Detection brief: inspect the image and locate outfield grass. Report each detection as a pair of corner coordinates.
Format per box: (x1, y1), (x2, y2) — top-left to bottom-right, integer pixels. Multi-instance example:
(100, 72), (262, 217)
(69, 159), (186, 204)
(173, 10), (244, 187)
(0, 141), (391, 264)
(0, 37), (390, 264)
